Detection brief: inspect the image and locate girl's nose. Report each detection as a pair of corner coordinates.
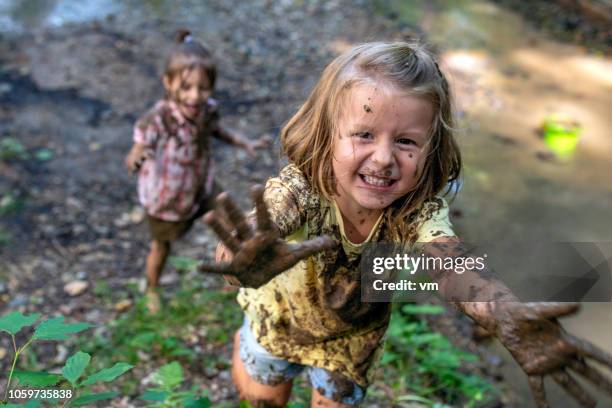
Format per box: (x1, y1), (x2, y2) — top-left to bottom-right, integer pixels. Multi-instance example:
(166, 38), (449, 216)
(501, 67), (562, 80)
(371, 140), (394, 168)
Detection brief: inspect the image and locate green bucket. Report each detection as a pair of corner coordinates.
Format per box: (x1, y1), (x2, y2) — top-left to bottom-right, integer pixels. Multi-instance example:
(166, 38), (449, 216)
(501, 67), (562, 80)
(541, 114), (581, 159)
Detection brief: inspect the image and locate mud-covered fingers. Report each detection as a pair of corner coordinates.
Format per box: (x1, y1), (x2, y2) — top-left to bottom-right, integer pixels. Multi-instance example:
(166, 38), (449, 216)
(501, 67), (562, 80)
(564, 333), (612, 368)
(250, 185), (272, 232)
(197, 260), (232, 275)
(135, 150), (153, 170)
(551, 370), (596, 408)
(284, 236), (336, 265)
(144, 148), (155, 159)
(526, 303), (580, 320)
(204, 211), (241, 253)
(528, 375), (549, 408)
(569, 359), (612, 396)
(216, 193), (252, 240)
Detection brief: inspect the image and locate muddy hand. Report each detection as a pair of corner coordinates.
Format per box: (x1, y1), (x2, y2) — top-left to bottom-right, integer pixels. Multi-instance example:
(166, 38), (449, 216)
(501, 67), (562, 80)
(125, 147), (154, 174)
(198, 185), (336, 288)
(494, 302), (612, 408)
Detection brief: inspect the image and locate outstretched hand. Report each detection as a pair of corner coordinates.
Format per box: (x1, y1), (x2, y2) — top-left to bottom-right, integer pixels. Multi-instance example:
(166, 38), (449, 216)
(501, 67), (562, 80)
(124, 144), (154, 174)
(494, 302), (612, 407)
(198, 185), (336, 288)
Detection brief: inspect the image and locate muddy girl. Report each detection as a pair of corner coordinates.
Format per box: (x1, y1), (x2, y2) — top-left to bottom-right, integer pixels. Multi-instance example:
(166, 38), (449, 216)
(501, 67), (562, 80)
(124, 30), (267, 313)
(198, 42), (612, 407)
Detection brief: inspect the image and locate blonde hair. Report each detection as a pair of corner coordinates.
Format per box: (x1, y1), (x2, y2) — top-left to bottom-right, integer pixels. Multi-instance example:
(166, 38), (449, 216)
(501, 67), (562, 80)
(280, 41), (461, 243)
(164, 30), (216, 89)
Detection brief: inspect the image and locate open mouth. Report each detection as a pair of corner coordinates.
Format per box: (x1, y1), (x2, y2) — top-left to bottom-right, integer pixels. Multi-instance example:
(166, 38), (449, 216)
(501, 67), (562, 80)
(360, 174), (396, 187)
(182, 103), (201, 116)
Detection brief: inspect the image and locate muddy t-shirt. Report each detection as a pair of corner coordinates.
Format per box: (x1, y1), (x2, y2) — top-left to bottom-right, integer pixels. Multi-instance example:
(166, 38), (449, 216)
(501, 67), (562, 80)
(237, 164), (455, 387)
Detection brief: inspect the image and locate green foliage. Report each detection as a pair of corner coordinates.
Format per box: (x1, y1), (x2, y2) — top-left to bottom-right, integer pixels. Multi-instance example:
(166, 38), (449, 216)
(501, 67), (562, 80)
(62, 352), (91, 386)
(33, 148), (54, 161)
(80, 362), (133, 386)
(0, 137), (28, 160)
(11, 371), (62, 387)
(0, 228), (10, 245)
(140, 362), (212, 408)
(69, 391), (119, 407)
(168, 256), (200, 273)
(0, 311), (133, 407)
(32, 317), (91, 341)
(379, 304), (496, 407)
(0, 192), (23, 216)
(0, 312), (41, 335)
(80, 278), (241, 369)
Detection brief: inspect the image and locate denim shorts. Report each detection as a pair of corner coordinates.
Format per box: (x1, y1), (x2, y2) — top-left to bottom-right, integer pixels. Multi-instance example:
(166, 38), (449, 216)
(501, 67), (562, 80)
(238, 318), (366, 405)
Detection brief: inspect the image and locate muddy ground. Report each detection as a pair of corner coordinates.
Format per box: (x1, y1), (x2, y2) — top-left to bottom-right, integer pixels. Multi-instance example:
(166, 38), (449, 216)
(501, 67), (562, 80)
(1, 0), (610, 406)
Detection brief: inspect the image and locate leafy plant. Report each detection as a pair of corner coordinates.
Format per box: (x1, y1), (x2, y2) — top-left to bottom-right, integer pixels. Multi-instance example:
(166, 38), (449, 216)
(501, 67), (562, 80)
(80, 272), (241, 369)
(0, 138), (28, 161)
(139, 362), (212, 408)
(0, 312), (133, 407)
(0, 193), (23, 216)
(380, 304), (496, 407)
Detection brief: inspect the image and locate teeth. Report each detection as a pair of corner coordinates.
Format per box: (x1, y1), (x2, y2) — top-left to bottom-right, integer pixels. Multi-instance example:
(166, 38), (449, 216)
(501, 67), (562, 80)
(363, 175), (392, 187)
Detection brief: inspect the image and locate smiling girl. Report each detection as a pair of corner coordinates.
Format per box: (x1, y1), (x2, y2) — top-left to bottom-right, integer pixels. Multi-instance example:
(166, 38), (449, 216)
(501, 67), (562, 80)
(200, 42), (612, 407)
(124, 30), (266, 313)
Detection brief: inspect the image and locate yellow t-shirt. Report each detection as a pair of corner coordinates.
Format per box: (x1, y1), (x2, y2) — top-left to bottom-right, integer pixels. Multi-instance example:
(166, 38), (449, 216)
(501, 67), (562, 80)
(237, 164), (455, 386)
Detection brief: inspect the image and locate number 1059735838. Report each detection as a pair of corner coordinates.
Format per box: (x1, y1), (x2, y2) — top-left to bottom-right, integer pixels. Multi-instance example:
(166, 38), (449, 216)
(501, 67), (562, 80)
(9, 388), (73, 400)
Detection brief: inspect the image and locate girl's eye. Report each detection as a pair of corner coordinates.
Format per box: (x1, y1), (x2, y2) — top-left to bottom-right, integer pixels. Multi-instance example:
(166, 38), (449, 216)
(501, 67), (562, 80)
(396, 138), (416, 146)
(353, 132), (373, 140)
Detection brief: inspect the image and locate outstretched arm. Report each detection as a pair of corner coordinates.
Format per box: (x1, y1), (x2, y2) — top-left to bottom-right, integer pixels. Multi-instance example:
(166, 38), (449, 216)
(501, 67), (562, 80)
(199, 185), (335, 288)
(213, 126), (269, 156)
(427, 236), (612, 408)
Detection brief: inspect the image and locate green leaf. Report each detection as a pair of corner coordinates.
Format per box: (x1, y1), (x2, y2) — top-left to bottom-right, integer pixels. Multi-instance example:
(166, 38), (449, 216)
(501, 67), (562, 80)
(32, 317), (91, 340)
(184, 396), (212, 408)
(401, 304), (445, 315)
(0, 311), (40, 335)
(13, 370), (62, 387)
(168, 256), (199, 272)
(69, 391), (119, 407)
(80, 362), (133, 386)
(62, 351), (91, 386)
(34, 148), (54, 161)
(139, 389), (168, 401)
(153, 361), (183, 390)
(3, 402), (42, 408)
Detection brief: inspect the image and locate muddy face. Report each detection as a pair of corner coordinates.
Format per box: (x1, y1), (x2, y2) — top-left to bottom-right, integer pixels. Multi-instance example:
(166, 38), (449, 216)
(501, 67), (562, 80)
(163, 67), (212, 120)
(331, 82), (433, 224)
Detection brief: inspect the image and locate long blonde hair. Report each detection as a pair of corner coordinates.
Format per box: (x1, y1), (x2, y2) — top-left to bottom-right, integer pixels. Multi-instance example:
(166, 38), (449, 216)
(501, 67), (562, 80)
(280, 42), (461, 243)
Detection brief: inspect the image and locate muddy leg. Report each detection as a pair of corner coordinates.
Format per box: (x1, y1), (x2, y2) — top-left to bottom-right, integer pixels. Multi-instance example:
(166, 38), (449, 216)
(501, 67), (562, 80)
(232, 331), (292, 407)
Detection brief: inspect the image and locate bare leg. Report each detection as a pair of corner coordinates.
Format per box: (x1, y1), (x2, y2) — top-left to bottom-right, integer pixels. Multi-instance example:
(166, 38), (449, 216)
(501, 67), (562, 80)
(311, 387), (355, 408)
(146, 239), (170, 288)
(145, 239), (170, 313)
(232, 331), (293, 407)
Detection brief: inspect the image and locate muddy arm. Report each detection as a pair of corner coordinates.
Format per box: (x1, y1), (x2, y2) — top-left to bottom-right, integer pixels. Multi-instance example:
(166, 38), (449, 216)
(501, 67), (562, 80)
(213, 126), (268, 155)
(426, 236), (612, 408)
(199, 185), (335, 288)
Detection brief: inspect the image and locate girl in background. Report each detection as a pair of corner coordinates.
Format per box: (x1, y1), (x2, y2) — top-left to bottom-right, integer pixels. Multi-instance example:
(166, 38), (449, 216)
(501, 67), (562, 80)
(125, 30), (267, 313)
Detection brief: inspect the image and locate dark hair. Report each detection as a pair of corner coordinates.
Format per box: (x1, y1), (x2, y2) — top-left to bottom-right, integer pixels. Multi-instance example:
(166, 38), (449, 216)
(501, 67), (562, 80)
(164, 29), (216, 88)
